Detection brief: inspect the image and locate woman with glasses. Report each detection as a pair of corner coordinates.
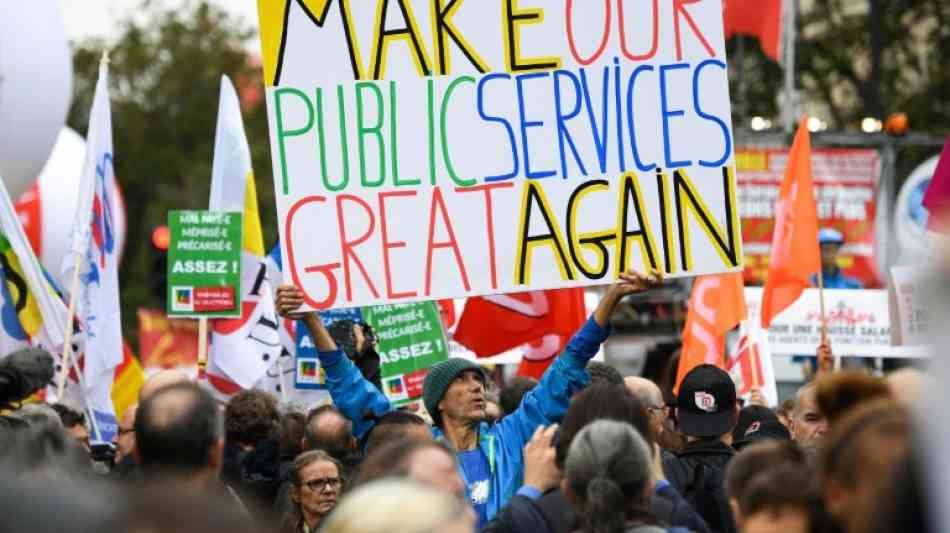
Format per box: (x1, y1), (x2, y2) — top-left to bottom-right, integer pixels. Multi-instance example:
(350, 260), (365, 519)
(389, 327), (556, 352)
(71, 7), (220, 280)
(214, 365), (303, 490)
(285, 450), (343, 532)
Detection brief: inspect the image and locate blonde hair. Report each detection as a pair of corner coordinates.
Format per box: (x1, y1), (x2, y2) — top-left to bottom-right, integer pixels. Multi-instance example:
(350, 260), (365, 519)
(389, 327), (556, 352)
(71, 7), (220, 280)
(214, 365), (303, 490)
(320, 478), (470, 533)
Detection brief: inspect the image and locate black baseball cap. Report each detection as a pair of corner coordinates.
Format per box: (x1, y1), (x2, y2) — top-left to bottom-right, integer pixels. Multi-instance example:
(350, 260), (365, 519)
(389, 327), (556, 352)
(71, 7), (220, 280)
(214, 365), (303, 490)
(677, 365), (738, 438)
(732, 405), (791, 450)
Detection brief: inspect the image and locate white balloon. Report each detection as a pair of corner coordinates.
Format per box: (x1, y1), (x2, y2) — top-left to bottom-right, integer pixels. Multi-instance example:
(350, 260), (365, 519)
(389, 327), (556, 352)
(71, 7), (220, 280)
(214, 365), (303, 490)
(16, 128), (127, 288)
(0, 1), (73, 199)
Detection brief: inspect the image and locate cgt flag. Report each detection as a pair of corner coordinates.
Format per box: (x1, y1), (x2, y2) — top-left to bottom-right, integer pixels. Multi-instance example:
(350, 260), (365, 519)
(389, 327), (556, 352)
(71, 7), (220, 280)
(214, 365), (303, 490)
(62, 56), (122, 441)
(760, 118), (821, 329)
(453, 288), (586, 379)
(204, 76), (282, 391)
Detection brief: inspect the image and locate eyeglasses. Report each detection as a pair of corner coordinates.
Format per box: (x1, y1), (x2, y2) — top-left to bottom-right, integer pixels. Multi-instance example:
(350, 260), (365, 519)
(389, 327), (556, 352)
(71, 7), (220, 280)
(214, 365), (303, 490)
(647, 406), (669, 417)
(303, 477), (342, 492)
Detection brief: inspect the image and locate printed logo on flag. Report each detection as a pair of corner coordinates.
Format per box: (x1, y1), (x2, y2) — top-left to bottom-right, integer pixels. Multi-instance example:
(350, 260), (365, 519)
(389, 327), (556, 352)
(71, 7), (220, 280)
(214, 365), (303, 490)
(383, 375), (408, 402)
(171, 286), (194, 312)
(694, 391), (717, 412)
(294, 356), (326, 390)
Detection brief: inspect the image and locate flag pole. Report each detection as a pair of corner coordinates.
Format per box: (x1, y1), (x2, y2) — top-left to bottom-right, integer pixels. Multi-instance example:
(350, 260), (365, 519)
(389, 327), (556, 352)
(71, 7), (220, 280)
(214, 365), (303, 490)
(815, 266), (838, 370)
(56, 256), (84, 398)
(782, 0), (797, 133)
(197, 317), (209, 373)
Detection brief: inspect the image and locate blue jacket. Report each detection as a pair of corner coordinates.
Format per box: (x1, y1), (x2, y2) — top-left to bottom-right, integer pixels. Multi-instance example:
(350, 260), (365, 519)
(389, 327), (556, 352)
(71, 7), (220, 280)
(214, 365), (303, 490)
(810, 268), (863, 289)
(316, 316), (611, 520)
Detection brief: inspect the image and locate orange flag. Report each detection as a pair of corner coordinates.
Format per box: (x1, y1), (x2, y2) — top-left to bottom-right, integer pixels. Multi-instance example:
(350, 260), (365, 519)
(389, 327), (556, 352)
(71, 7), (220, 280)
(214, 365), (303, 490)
(675, 272), (747, 392)
(761, 118), (821, 328)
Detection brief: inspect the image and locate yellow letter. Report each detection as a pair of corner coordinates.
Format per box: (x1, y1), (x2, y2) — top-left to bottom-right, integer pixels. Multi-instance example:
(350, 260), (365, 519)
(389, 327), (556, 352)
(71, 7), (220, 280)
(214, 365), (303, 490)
(502, 0), (562, 73)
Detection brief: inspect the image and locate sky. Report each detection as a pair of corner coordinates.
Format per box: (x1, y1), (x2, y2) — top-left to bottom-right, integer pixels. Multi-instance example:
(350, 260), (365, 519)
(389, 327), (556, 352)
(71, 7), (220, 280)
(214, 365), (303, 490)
(58, 0), (262, 54)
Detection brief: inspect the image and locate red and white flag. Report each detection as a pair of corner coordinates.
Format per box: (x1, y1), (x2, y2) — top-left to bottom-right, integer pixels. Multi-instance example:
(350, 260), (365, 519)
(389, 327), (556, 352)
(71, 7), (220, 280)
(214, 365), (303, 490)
(728, 321), (778, 405)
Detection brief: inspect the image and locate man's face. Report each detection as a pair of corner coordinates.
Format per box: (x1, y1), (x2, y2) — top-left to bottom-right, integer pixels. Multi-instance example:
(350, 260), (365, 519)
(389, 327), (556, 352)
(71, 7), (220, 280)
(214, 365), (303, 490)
(438, 370), (487, 425)
(791, 388), (827, 450)
(407, 446), (467, 499)
(820, 243), (841, 271)
(66, 423), (91, 453)
(112, 406), (137, 463)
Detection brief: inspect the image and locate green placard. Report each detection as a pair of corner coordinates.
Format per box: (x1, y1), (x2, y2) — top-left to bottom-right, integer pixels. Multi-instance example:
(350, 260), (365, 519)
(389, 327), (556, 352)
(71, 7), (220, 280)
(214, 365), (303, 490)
(167, 210), (243, 318)
(363, 302), (449, 407)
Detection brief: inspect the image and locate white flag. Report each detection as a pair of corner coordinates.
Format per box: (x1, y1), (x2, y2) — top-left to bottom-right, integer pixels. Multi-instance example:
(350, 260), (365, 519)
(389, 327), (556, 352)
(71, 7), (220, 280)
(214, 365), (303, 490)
(205, 76), (281, 389)
(61, 57), (121, 441)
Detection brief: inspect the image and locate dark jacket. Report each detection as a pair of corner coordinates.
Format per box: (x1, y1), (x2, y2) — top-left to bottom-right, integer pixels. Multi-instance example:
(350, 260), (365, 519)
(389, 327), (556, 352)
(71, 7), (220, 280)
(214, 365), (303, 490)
(662, 439), (736, 533)
(482, 484), (709, 533)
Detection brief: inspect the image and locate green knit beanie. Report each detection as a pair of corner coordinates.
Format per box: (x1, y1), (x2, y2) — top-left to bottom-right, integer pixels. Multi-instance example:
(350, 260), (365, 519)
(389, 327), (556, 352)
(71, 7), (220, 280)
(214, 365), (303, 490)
(422, 358), (485, 426)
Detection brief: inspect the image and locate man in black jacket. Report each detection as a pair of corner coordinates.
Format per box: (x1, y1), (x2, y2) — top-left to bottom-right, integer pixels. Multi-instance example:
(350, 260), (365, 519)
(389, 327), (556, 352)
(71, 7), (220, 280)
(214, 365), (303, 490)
(663, 365), (739, 533)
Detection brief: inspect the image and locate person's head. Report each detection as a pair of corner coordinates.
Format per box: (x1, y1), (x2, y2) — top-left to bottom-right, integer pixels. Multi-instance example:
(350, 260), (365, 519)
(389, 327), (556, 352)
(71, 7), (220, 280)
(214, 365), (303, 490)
(304, 405), (357, 461)
(818, 228), (845, 271)
(885, 367), (930, 407)
(224, 390), (279, 449)
(814, 371), (891, 425)
(138, 369), (189, 402)
(112, 404), (137, 464)
(320, 479), (475, 533)
(557, 384), (652, 469)
(364, 410), (430, 456)
(731, 405), (791, 451)
(11, 403), (63, 432)
(624, 376), (667, 443)
(499, 376), (537, 416)
(819, 400), (911, 533)
(725, 439), (808, 526)
(586, 361), (623, 386)
(133, 382), (223, 480)
(422, 358), (487, 428)
(563, 420), (655, 533)
(290, 450), (343, 528)
(675, 364), (739, 440)
(775, 398), (795, 429)
(50, 403), (90, 452)
(277, 411), (306, 458)
(355, 438), (466, 500)
(0, 425), (91, 479)
(737, 465), (817, 533)
(791, 383), (827, 452)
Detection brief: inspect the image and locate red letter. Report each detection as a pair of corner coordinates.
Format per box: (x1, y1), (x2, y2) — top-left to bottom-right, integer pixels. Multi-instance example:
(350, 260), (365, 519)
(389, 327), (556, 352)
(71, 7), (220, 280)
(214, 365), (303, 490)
(619, 0), (660, 61)
(285, 196), (340, 309)
(565, 0), (611, 66)
(378, 190), (419, 299)
(425, 187), (471, 295)
(456, 182), (514, 290)
(336, 195), (381, 302)
(673, 0), (715, 60)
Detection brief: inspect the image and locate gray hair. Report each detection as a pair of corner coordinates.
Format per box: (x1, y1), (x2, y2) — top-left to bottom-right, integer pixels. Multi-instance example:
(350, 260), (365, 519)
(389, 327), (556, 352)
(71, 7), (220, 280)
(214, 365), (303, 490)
(11, 404), (63, 432)
(565, 420), (654, 533)
(794, 382), (817, 420)
(320, 478), (470, 533)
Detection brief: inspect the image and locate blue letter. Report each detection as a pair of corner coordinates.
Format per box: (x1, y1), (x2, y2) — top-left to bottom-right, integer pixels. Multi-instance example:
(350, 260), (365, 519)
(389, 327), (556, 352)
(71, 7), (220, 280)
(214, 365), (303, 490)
(580, 65), (611, 174)
(516, 72), (556, 179)
(693, 59), (732, 167)
(625, 65), (656, 172)
(659, 63), (692, 169)
(554, 70), (587, 180)
(478, 73), (520, 182)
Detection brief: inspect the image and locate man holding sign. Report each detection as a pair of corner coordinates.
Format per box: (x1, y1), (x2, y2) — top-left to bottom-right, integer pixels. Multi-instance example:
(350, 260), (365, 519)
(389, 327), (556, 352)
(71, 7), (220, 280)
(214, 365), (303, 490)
(276, 270), (660, 526)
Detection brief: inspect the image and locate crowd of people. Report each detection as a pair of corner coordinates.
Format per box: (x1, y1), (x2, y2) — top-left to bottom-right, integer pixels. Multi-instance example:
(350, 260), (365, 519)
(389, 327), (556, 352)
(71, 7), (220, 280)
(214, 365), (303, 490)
(0, 271), (935, 532)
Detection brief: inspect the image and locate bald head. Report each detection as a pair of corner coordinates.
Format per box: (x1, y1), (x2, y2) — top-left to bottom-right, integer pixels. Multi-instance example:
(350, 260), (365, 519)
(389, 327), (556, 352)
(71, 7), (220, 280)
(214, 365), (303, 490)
(624, 376), (664, 408)
(304, 405), (356, 461)
(886, 368), (930, 407)
(139, 370), (190, 402)
(134, 383), (222, 475)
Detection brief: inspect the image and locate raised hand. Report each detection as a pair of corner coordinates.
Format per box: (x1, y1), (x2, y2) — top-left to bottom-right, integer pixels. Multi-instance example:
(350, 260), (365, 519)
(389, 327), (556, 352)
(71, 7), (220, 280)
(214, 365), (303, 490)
(594, 269), (663, 326)
(522, 424), (561, 493)
(274, 285), (309, 319)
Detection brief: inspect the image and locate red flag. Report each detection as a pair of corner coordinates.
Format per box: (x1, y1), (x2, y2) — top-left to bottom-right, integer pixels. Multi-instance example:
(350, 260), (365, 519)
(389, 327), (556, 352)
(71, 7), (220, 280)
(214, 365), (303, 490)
(675, 273), (747, 392)
(723, 0), (784, 61)
(923, 136), (950, 233)
(454, 288), (586, 379)
(761, 118), (821, 328)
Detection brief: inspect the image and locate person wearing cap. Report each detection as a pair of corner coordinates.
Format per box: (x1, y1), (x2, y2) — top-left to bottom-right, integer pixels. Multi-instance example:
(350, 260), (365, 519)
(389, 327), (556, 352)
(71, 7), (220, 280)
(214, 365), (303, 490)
(813, 228), (863, 289)
(730, 405), (791, 452)
(663, 364), (740, 533)
(274, 270), (661, 528)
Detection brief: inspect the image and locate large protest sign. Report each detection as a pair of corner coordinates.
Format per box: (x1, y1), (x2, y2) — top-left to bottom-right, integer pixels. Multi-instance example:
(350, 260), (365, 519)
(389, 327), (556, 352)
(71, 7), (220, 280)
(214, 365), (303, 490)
(889, 265), (931, 346)
(256, 0), (741, 310)
(167, 211), (243, 318)
(736, 149), (880, 287)
(296, 301), (449, 406)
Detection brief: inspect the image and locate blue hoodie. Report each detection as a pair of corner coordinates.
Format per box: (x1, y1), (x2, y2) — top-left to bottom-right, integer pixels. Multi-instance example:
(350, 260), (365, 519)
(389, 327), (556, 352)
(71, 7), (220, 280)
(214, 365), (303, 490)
(314, 316), (610, 521)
